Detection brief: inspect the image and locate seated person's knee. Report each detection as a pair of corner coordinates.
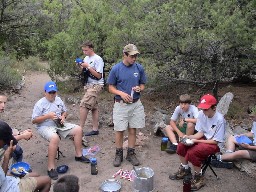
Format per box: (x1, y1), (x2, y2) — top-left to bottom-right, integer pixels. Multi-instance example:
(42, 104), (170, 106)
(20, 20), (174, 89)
(49, 134), (61, 143)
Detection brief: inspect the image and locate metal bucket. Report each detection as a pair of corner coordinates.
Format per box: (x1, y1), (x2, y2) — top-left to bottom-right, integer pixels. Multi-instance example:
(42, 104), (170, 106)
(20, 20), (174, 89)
(131, 167), (154, 192)
(99, 179), (121, 192)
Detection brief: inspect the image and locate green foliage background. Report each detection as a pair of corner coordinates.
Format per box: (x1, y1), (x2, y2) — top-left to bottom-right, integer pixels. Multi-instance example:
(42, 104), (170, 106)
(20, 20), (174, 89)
(0, 0), (255, 89)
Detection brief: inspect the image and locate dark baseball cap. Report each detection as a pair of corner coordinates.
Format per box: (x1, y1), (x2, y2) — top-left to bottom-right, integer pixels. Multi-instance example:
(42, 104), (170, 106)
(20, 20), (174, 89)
(0, 120), (18, 145)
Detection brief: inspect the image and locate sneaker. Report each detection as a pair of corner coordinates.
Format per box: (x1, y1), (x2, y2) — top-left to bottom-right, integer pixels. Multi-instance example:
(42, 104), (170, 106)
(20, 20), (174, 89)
(211, 159), (233, 169)
(75, 156), (90, 163)
(126, 148), (140, 166)
(84, 130), (99, 136)
(47, 169), (58, 180)
(191, 173), (205, 191)
(169, 166), (192, 180)
(165, 144), (177, 154)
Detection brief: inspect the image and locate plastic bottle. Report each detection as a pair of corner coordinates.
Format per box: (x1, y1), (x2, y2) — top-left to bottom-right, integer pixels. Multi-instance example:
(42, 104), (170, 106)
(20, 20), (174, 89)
(183, 176), (191, 192)
(90, 157), (98, 175)
(161, 137), (168, 151)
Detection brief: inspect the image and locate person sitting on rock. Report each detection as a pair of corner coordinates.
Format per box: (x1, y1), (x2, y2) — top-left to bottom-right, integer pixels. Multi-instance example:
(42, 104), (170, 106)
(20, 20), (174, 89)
(0, 93), (33, 163)
(32, 81), (90, 180)
(211, 106), (256, 168)
(165, 94), (199, 154)
(169, 94), (226, 191)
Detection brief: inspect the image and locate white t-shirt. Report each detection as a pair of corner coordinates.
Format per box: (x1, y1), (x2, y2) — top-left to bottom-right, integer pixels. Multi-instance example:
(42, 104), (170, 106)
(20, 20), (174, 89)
(251, 121), (256, 145)
(32, 96), (67, 129)
(83, 54), (104, 85)
(0, 166), (20, 192)
(195, 110), (225, 148)
(171, 105), (199, 121)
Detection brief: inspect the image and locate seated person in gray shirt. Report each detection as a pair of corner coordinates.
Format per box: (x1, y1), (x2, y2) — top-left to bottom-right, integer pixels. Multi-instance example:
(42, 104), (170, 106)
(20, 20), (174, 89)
(32, 81), (89, 180)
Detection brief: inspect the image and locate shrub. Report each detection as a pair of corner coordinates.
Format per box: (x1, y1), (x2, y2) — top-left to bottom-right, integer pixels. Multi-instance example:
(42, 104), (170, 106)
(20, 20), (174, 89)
(0, 56), (21, 89)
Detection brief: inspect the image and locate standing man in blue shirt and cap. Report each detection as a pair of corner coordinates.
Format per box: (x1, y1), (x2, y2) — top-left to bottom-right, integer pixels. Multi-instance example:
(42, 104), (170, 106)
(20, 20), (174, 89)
(107, 44), (147, 167)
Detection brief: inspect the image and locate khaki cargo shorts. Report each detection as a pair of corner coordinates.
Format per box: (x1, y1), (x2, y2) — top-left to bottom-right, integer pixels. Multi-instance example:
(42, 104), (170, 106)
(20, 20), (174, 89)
(19, 176), (37, 192)
(113, 100), (145, 131)
(80, 84), (103, 110)
(37, 123), (77, 141)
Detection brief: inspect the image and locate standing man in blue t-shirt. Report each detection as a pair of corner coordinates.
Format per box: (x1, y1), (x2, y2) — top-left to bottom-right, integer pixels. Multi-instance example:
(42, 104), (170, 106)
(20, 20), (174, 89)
(107, 44), (147, 167)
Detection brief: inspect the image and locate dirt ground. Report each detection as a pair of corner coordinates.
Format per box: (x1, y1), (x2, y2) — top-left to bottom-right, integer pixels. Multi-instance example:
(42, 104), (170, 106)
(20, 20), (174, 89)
(1, 71), (256, 192)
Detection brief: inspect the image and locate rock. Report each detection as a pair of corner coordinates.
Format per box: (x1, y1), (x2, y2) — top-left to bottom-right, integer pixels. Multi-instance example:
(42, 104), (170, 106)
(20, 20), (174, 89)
(152, 111), (168, 136)
(234, 160), (256, 178)
(216, 92), (234, 116)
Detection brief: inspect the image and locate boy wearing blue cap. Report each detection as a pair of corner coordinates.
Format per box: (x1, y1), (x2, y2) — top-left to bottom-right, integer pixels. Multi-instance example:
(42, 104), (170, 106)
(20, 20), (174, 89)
(32, 81), (89, 180)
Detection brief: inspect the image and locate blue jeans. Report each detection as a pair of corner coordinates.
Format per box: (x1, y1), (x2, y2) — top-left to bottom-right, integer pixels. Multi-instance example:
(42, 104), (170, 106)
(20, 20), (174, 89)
(3, 144), (23, 162)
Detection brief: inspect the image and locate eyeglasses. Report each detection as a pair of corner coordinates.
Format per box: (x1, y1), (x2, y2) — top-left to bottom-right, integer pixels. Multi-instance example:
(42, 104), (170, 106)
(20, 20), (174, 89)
(128, 54), (138, 59)
(48, 91), (56, 94)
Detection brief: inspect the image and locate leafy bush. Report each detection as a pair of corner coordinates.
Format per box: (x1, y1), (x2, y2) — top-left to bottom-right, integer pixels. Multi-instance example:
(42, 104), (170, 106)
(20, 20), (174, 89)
(0, 56), (22, 89)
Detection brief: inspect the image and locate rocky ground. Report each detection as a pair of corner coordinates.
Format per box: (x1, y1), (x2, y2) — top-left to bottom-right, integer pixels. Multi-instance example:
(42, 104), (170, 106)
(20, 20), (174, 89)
(1, 71), (256, 192)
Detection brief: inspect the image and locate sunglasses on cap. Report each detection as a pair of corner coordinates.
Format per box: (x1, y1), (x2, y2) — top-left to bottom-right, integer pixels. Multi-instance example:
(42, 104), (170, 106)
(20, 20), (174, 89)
(48, 91), (56, 94)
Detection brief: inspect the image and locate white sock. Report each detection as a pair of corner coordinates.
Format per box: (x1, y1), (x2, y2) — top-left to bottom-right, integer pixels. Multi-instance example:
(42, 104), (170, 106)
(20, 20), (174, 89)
(195, 170), (202, 175)
(219, 155), (222, 161)
(181, 163), (189, 169)
(173, 143), (178, 145)
(225, 150), (233, 153)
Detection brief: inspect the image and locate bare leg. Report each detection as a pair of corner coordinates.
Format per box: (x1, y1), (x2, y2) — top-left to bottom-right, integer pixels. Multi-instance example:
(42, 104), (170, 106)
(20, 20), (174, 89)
(128, 128), (136, 148)
(226, 135), (237, 152)
(70, 126), (83, 157)
(27, 172), (40, 177)
(179, 155), (188, 165)
(48, 134), (60, 170)
(186, 123), (195, 136)
(165, 125), (178, 144)
(222, 150), (251, 161)
(34, 176), (51, 192)
(115, 131), (124, 148)
(92, 108), (99, 131)
(193, 165), (201, 173)
(79, 106), (89, 129)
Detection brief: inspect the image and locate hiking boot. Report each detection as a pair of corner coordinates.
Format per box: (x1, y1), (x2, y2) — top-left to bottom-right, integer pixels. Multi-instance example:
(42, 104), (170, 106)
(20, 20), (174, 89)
(211, 159), (233, 169)
(84, 130), (99, 136)
(47, 169), (58, 180)
(113, 148), (123, 167)
(169, 166), (192, 180)
(165, 144), (177, 154)
(126, 148), (140, 166)
(75, 156), (90, 163)
(191, 173), (205, 191)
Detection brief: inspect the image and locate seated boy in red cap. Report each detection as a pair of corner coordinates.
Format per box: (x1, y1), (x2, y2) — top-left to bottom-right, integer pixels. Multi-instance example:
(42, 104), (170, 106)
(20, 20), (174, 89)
(169, 94), (226, 191)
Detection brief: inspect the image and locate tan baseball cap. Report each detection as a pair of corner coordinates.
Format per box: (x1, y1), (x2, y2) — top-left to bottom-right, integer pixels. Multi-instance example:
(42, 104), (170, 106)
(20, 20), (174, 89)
(123, 44), (140, 55)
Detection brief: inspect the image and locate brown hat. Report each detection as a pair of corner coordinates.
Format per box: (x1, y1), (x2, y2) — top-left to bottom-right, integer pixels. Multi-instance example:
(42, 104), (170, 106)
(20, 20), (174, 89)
(0, 120), (18, 145)
(123, 44), (140, 55)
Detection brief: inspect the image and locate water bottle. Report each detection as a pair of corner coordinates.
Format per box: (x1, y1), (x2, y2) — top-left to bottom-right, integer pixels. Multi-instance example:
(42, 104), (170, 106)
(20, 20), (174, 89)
(161, 137), (168, 151)
(183, 176), (191, 192)
(90, 158), (98, 175)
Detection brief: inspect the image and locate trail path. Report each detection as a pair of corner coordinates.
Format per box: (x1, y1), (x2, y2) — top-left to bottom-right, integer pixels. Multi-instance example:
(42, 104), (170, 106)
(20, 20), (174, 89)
(1, 71), (256, 192)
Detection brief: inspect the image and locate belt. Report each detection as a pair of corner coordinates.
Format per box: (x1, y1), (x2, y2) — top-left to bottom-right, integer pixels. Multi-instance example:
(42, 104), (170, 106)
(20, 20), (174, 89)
(115, 98), (139, 103)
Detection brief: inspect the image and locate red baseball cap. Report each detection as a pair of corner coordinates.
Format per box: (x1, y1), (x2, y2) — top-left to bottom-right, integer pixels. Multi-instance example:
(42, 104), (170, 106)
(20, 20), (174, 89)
(198, 94), (217, 109)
